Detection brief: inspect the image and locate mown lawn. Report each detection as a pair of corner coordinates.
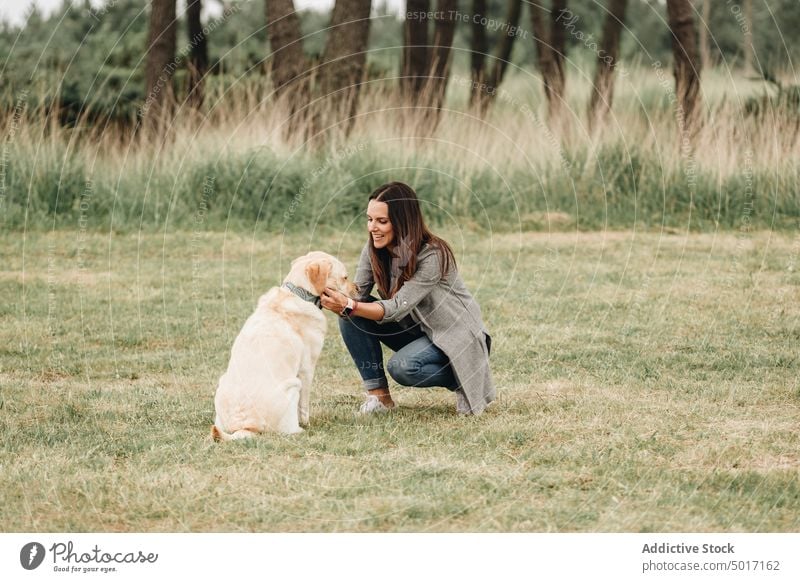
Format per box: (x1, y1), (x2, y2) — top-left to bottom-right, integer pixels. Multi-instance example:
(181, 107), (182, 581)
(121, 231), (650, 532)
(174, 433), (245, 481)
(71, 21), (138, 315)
(1, 228), (798, 532)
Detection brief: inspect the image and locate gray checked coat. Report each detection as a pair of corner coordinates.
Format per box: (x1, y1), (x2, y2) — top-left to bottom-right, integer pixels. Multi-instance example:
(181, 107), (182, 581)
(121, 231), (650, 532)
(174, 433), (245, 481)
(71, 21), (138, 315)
(353, 242), (496, 415)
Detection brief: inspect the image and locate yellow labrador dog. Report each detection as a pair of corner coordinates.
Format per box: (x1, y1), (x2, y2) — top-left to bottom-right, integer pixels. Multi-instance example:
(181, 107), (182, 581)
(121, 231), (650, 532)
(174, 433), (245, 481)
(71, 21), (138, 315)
(211, 251), (356, 441)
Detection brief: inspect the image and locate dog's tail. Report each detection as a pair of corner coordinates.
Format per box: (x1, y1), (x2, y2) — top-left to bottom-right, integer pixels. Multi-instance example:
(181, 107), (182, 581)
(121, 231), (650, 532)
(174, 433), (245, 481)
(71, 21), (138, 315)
(211, 424), (257, 442)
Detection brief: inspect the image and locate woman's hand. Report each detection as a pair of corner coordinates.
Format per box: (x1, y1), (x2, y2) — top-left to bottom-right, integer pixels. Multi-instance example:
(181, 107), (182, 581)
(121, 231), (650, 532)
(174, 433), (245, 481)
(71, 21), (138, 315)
(320, 287), (348, 314)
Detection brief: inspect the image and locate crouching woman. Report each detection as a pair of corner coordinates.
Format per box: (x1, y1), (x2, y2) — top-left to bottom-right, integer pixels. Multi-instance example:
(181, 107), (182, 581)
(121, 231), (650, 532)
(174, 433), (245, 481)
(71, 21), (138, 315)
(320, 182), (495, 415)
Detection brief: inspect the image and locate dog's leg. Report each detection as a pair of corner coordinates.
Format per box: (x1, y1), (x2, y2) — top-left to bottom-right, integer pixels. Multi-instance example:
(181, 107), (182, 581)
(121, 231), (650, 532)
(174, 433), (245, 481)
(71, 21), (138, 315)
(297, 362), (312, 427)
(278, 378), (304, 434)
(297, 350), (321, 426)
(298, 376), (311, 426)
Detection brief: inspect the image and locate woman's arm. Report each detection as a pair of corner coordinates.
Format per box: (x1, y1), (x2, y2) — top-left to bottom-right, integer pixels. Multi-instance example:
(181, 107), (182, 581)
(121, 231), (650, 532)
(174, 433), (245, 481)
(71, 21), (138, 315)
(373, 248), (443, 322)
(320, 288), (385, 320)
(352, 243), (374, 300)
(321, 246), (443, 322)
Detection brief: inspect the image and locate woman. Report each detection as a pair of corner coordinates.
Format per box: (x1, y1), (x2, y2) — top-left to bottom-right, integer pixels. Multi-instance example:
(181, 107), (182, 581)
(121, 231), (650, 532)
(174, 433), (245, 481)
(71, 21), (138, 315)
(320, 182), (495, 415)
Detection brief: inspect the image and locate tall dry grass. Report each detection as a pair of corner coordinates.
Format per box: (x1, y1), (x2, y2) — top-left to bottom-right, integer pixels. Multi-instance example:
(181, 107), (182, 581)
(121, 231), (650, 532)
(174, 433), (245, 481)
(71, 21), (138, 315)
(1, 66), (798, 232)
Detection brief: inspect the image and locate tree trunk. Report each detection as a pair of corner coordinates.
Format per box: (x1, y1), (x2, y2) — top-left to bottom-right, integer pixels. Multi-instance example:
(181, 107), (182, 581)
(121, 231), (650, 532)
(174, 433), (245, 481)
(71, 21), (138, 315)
(587, 0), (627, 130)
(469, 0), (488, 107)
(699, 0), (710, 72)
(143, 0), (177, 128)
(265, 0), (310, 132)
(666, 0), (702, 133)
(427, 0), (457, 110)
(186, 0), (207, 109)
(471, 0), (522, 114)
(265, 0), (309, 100)
(549, 0), (567, 118)
(487, 0), (522, 94)
(530, 1), (568, 123)
(403, 0), (430, 99)
(320, 0), (372, 127)
(743, 0), (754, 73)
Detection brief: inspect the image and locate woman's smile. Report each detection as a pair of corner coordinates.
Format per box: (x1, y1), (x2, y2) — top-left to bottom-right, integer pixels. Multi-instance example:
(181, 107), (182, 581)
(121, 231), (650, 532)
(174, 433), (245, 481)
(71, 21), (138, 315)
(367, 200), (394, 249)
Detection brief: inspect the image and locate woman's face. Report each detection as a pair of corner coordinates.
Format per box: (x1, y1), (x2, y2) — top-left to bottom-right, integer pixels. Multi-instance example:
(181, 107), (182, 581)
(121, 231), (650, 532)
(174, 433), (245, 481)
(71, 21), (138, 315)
(367, 199), (394, 250)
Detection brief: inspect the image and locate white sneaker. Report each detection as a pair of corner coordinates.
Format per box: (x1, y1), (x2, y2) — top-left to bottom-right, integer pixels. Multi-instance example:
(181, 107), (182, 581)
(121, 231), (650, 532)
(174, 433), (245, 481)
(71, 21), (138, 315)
(455, 389), (473, 415)
(359, 394), (395, 414)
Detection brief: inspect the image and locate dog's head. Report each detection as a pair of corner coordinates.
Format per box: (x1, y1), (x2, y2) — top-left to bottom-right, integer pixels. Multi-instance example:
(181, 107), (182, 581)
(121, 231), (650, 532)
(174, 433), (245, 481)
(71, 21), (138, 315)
(286, 251), (358, 298)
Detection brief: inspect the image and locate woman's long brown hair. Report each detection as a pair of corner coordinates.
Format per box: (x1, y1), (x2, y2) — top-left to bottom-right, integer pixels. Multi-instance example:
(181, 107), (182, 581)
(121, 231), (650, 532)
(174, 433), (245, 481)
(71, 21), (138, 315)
(368, 182), (456, 298)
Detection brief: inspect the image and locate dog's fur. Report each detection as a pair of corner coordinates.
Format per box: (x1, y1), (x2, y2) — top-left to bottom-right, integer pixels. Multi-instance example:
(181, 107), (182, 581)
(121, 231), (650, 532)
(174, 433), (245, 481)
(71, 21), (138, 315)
(211, 251), (356, 441)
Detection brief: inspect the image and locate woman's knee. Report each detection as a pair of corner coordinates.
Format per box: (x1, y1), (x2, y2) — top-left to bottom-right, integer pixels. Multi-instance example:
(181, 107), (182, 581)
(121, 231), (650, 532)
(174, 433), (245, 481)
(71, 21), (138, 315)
(386, 354), (418, 386)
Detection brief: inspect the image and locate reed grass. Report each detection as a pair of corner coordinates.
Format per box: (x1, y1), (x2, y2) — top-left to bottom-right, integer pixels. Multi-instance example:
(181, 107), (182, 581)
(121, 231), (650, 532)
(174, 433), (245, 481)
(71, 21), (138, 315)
(1, 67), (798, 232)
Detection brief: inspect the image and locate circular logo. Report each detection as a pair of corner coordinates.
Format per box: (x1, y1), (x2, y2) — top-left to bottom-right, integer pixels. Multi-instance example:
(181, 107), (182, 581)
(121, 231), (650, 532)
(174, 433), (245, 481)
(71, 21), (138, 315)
(20, 542), (46, 570)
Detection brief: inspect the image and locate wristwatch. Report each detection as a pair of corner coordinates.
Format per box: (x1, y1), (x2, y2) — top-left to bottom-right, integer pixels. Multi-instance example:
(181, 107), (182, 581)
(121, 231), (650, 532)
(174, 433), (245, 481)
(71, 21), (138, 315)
(340, 298), (356, 317)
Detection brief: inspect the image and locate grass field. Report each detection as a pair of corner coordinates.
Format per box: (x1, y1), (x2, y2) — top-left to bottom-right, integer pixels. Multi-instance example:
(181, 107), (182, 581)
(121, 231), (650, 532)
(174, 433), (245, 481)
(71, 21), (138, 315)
(1, 227), (799, 532)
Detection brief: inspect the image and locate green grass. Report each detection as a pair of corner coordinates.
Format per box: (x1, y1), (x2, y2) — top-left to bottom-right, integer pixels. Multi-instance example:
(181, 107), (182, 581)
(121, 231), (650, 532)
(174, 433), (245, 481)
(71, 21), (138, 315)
(1, 228), (799, 532)
(2, 68), (799, 233)
(3, 137), (797, 233)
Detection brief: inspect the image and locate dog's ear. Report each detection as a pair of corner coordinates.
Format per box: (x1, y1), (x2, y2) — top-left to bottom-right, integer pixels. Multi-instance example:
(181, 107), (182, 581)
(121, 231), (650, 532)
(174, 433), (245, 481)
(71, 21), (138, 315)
(306, 260), (332, 295)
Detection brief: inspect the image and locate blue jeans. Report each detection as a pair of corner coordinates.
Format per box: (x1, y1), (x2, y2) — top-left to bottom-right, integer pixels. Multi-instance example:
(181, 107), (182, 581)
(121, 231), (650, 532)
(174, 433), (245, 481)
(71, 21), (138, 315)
(338, 304), (459, 392)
